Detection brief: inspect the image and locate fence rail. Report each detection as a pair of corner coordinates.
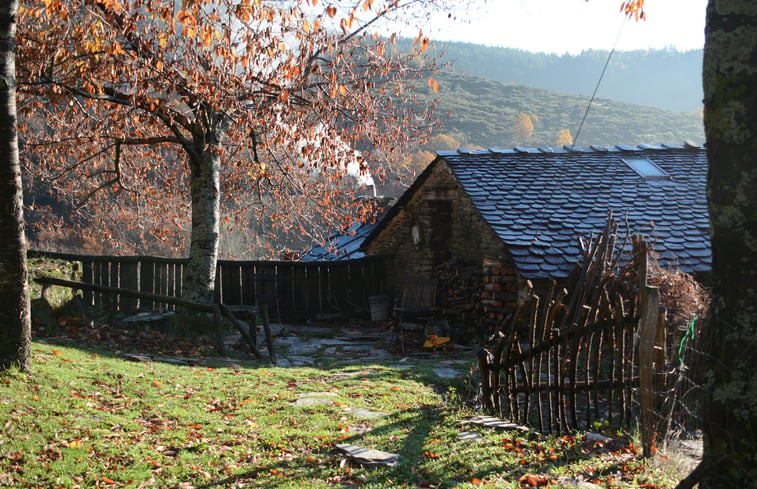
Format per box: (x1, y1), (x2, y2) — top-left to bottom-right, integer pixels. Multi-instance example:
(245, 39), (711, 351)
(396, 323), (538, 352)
(28, 250), (386, 321)
(485, 309), (641, 435)
(479, 220), (677, 457)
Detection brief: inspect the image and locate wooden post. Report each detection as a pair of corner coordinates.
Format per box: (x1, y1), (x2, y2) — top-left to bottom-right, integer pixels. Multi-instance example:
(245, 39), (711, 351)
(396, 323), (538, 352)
(261, 304), (276, 366)
(654, 305), (667, 431)
(478, 348), (494, 414)
(636, 235), (649, 315)
(639, 285), (660, 458)
(120, 262), (139, 312)
(213, 304), (226, 356)
(218, 304), (263, 360)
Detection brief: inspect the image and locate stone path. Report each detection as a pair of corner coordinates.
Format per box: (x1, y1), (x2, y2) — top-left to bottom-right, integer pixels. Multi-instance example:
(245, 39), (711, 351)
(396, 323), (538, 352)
(460, 415), (530, 432)
(244, 322), (469, 372)
(259, 322), (477, 468)
(291, 392), (337, 407)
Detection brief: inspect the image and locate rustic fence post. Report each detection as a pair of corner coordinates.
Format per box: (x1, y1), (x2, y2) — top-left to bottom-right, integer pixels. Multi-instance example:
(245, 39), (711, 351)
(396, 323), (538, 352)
(653, 305), (667, 434)
(213, 304), (226, 355)
(478, 348), (495, 414)
(639, 285), (661, 458)
(261, 304), (276, 366)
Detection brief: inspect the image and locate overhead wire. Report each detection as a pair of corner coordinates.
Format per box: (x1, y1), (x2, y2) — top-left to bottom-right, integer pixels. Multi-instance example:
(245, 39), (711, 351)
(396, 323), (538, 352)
(571, 16), (628, 150)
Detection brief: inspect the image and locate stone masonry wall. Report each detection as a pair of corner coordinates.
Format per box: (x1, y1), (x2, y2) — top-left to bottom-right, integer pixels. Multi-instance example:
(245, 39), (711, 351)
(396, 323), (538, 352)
(365, 160), (526, 340)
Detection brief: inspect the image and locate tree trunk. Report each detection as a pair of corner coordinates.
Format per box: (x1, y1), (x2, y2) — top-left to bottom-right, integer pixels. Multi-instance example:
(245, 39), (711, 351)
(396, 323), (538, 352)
(700, 1), (757, 486)
(182, 142), (221, 305)
(0, 0), (31, 371)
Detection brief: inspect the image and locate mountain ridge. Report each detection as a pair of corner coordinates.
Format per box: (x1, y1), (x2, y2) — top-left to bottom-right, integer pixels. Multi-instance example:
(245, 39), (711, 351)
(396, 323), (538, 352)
(395, 39), (703, 113)
(415, 70), (704, 150)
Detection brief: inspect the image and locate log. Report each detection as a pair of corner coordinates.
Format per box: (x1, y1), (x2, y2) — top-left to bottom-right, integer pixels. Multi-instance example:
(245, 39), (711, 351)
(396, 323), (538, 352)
(218, 304), (264, 360)
(36, 276), (216, 313)
(36, 276), (223, 354)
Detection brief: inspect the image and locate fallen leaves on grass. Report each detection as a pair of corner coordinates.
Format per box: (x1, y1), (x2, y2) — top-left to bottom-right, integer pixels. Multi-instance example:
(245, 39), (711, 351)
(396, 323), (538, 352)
(36, 322), (216, 358)
(519, 473), (550, 487)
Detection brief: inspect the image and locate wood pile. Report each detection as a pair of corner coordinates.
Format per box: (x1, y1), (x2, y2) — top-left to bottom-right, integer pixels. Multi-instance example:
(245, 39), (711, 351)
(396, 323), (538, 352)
(435, 259), (521, 339)
(436, 261), (483, 338)
(480, 260), (520, 333)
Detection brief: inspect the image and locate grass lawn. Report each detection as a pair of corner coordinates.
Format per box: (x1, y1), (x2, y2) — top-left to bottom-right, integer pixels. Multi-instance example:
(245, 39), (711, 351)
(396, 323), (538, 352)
(1, 332), (687, 488)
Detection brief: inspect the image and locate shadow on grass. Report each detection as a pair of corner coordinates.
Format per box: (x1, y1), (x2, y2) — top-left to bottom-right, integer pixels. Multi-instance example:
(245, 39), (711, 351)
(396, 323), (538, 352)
(31, 320), (474, 384)
(191, 404), (447, 488)
(27, 322), (620, 489)
(189, 408), (608, 489)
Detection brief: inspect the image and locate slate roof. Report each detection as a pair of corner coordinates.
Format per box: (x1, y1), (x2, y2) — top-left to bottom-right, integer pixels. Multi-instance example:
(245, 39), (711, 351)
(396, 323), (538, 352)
(436, 143), (710, 279)
(300, 220), (378, 261)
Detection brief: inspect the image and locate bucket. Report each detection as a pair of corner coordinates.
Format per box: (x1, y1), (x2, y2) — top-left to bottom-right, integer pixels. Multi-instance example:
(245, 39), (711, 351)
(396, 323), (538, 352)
(368, 295), (392, 321)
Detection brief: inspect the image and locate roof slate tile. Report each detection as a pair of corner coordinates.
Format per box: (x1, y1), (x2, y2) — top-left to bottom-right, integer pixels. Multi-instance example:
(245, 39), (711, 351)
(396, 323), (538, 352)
(441, 145), (710, 278)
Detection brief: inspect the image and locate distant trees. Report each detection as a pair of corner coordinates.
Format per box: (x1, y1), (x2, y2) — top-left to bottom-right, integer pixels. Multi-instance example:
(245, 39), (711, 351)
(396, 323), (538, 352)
(427, 133), (458, 151)
(18, 0), (446, 304)
(409, 42), (704, 113)
(396, 132), (462, 191)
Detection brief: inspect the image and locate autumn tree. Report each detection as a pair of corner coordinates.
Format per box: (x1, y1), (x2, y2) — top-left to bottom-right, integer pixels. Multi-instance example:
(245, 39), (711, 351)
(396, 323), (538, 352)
(18, 0), (446, 304)
(426, 133), (458, 152)
(0, 0), (31, 371)
(513, 111), (535, 142)
(554, 128), (573, 146)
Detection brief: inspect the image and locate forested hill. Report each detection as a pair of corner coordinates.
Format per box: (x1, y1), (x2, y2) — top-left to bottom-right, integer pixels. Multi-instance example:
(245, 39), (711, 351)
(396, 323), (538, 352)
(397, 40), (703, 113)
(416, 70), (704, 150)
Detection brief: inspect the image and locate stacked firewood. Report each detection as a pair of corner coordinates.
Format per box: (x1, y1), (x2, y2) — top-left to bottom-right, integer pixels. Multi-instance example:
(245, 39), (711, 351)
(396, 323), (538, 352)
(436, 262), (483, 337)
(480, 260), (520, 333)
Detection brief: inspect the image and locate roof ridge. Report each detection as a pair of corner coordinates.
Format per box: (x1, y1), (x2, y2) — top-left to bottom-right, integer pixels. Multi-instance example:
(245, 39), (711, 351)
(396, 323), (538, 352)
(436, 142), (704, 157)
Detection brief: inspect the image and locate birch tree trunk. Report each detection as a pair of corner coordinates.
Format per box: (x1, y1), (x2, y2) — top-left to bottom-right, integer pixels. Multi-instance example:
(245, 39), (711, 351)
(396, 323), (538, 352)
(0, 0), (31, 371)
(700, 1), (757, 486)
(182, 139), (221, 306)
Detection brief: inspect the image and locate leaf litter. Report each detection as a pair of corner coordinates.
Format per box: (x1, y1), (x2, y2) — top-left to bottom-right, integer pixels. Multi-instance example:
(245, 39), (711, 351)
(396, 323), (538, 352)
(0, 326), (686, 488)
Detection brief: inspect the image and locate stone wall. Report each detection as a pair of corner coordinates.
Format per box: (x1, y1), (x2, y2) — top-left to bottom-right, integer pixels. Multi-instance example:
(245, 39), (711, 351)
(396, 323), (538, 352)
(365, 160), (527, 340)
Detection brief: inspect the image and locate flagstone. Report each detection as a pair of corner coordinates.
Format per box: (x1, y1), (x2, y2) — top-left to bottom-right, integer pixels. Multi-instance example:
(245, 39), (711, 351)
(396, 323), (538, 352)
(335, 444), (399, 467)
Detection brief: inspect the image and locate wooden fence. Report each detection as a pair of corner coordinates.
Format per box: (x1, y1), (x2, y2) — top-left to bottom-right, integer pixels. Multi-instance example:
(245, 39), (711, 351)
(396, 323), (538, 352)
(479, 221), (675, 455)
(480, 298), (641, 435)
(28, 250), (386, 321)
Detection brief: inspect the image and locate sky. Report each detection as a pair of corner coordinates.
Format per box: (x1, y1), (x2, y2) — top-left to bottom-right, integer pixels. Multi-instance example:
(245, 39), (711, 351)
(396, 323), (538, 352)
(417, 0), (707, 54)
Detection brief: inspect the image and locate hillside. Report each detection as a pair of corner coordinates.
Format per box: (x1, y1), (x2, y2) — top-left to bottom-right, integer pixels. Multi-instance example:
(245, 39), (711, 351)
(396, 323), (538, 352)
(397, 40), (703, 113)
(417, 70), (705, 150)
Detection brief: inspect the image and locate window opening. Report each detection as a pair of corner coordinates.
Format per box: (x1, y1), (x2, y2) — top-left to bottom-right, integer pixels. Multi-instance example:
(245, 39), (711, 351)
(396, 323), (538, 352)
(622, 158), (670, 181)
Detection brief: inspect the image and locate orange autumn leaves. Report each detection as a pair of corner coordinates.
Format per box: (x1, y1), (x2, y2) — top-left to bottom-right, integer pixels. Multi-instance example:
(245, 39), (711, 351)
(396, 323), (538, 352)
(18, 0), (444, 258)
(620, 0), (646, 21)
(412, 29), (438, 93)
(587, 0), (646, 21)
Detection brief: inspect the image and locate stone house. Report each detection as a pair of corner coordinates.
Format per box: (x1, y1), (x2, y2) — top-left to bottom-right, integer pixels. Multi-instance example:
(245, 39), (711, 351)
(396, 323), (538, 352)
(360, 143), (710, 336)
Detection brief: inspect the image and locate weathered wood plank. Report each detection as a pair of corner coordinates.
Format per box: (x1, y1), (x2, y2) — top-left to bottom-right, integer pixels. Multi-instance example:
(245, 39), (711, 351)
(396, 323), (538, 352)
(276, 264), (294, 319)
(140, 259), (156, 310)
(291, 264), (308, 319)
(639, 285), (661, 458)
(220, 263), (242, 305)
(120, 262), (139, 312)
